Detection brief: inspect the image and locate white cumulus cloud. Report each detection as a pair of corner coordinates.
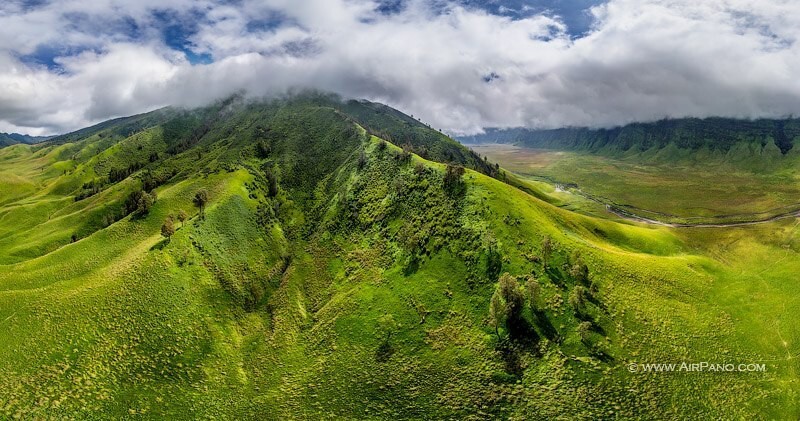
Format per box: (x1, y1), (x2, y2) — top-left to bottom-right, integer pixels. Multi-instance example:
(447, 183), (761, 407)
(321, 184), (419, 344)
(0, 0), (799, 135)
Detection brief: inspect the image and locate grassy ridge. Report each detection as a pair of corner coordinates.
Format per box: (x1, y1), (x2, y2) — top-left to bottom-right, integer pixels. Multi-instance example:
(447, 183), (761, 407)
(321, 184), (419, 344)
(0, 97), (797, 418)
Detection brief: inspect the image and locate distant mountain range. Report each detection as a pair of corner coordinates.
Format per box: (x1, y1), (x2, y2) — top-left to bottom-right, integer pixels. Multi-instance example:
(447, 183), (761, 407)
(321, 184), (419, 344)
(459, 117), (800, 156)
(0, 132), (52, 147)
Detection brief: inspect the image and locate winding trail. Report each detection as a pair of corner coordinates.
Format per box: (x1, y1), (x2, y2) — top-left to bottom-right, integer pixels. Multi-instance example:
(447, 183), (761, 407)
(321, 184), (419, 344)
(547, 180), (800, 228)
(605, 205), (800, 228)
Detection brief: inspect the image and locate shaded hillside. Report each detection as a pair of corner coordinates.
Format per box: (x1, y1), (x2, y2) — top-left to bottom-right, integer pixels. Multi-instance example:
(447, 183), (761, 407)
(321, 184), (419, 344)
(336, 98), (496, 174)
(0, 95), (794, 419)
(460, 117), (800, 156)
(0, 132), (51, 147)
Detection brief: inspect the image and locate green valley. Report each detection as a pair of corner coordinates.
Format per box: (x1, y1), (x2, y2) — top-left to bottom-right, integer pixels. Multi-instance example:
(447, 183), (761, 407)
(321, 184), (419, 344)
(1, 95), (798, 419)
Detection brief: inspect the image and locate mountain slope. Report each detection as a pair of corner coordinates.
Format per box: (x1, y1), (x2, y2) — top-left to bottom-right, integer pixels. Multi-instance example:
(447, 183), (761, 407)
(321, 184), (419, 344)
(0, 132), (51, 147)
(0, 96), (796, 419)
(460, 118), (800, 165)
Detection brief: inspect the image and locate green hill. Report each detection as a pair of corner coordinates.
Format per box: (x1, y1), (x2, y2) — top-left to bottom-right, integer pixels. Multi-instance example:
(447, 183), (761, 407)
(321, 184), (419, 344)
(0, 95), (797, 419)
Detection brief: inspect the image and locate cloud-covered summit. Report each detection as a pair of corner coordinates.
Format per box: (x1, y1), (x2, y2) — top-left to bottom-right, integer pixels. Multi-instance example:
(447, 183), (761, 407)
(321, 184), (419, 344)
(0, 0), (799, 136)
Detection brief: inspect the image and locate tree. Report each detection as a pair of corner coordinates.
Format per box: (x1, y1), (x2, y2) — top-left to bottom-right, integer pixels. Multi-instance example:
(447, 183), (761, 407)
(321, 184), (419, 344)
(485, 235), (503, 281)
(357, 151), (367, 169)
(443, 164), (466, 194)
(161, 216), (175, 243)
(525, 275), (540, 311)
(177, 209), (188, 228)
(488, 273), (525, 339)
(498, 273), (524, 324)
(569, 285), (588, 313)
(265, 170), (279, 198)
(398, 143), (413, 163)
(124, 190), (155, 216)
(377, 314), (398, 341)
(193, 189), (209, 219)
(256, 141), (270, 159)
(375, 313), (399, 362)
(577, 321), (592, 344)
(136, 191), (154, 215)
(489, 288), (506, 338)
(123, 190), (144, 215)
(541, 235), (553, 269)
(570, 257), (589, 285)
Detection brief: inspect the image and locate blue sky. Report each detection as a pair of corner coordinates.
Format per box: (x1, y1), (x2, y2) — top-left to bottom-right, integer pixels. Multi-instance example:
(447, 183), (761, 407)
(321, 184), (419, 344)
(0, 0), (798, 135)
(460, 0), (602, 35)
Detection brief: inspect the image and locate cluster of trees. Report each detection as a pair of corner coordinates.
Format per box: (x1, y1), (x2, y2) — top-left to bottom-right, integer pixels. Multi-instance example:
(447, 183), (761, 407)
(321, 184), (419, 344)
(158, 190), (205, 244)
(76, 168), (176, 203)
(123, 189), (156, 216)
(141, 169), (178, 192)
(443, 163), (466, 195)
(255, 140), (271, 159)
(160, 210), (187, 244)
(488, 237), (596, 347)
(489, 273), (540, 339)
(396, 143), (413, 163)
(109, 162), (145, 183)
(164, 114), (213, 155)
(263, 169), (279, 198)
(74, 179), (105, 201)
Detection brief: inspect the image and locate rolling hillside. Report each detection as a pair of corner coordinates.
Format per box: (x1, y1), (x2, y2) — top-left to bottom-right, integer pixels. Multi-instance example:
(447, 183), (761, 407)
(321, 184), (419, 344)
(0, 94), (797, 419)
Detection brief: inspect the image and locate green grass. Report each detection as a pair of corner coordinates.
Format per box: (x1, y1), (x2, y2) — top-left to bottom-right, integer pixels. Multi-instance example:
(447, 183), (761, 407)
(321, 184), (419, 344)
(471, 144), (800, 220)
(0, 98), (798, 418)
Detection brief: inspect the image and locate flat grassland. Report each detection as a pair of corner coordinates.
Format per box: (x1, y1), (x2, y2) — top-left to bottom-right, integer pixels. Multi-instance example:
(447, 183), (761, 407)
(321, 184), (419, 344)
(470, 144), (800, 222)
